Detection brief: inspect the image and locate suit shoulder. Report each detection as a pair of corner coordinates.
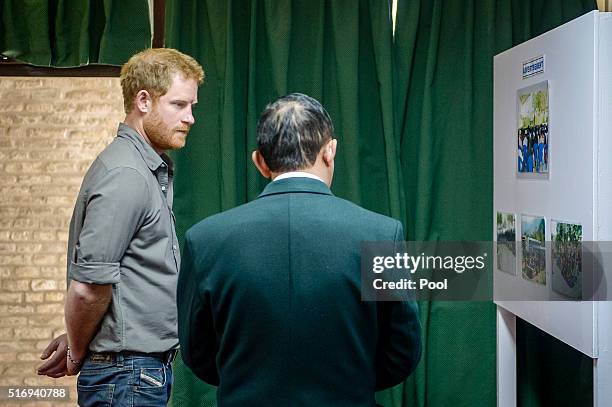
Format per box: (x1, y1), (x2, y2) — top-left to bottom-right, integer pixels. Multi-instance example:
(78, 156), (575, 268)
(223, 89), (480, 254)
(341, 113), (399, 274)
(186, 194), (402, 241)
(186, 201), (252, 240)
(332, 196), (401, 228)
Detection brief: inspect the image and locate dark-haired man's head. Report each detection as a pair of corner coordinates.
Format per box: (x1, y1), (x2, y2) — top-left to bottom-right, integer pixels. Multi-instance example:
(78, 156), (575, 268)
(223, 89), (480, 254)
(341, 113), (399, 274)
(252, 93), (337, 186)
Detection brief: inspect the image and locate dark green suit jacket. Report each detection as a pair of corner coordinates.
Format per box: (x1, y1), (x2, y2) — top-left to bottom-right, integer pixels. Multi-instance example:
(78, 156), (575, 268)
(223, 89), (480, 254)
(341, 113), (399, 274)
(178, 177), (421, 407)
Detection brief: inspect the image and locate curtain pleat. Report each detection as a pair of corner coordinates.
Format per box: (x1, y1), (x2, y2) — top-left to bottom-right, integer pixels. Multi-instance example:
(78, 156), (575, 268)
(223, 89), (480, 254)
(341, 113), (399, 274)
(0, 0), (151, 66)
(165, 1), (403, 405)
(167, 0), (596, 405)
(392, 1), (595, 406)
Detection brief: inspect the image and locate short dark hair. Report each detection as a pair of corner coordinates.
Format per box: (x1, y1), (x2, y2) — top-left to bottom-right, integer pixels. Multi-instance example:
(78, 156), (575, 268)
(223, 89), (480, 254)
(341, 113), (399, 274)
(256, 93), (334, 172)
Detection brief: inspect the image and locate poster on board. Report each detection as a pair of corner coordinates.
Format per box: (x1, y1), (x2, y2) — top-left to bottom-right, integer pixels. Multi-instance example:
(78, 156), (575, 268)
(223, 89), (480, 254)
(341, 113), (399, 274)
(517, 81), (549, 177)
(551, 220), (582, 299)
(496, 212), (516, 275)
(521, 215), (546, 285)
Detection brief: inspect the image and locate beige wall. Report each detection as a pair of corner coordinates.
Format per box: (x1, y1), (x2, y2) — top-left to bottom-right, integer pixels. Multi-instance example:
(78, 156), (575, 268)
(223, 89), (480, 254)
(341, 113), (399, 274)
(0, 77), (124, 405)
(598, 0), (612, 11)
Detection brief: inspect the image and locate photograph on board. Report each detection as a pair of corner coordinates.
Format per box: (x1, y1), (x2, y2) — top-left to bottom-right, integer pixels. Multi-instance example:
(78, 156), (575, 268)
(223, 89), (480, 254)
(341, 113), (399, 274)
(521, 215), (546, 285)
(496, 212), (516, 275)
(517, 81), (549, 177)
(551, 220), (582, 299)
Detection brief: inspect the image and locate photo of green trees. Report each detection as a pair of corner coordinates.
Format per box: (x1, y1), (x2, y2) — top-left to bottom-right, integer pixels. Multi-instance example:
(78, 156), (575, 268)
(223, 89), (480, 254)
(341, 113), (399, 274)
(521, 215), (546, 285)
(496, 212), (516, 275)
(551, 220), (582, 299)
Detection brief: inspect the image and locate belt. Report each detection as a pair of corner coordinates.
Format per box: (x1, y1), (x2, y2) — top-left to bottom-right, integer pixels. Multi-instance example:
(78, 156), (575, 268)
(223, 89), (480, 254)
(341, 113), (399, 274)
(88, 349), (178, 365)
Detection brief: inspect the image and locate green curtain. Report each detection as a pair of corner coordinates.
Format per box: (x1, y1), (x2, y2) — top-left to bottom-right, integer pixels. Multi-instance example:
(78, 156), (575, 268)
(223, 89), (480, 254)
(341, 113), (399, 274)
(516, 317), (593, 407)
(389, 1), (595, 407)
(0, 0), (151, 66)
(166, 0), (403, 405)
(165, 0), (403, 225)
(166, 0), (596, 406)
(0, 0), (596, 404)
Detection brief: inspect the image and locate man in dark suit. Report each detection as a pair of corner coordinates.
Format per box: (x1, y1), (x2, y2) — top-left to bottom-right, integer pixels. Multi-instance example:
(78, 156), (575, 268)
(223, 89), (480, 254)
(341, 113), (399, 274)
(177, 93), (421, 406)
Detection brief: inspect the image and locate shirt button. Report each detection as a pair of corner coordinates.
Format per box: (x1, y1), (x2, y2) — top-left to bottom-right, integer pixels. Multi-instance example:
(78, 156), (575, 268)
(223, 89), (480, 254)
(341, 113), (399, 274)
(172, 245), (177, 250)
(161, 186), (166, 191)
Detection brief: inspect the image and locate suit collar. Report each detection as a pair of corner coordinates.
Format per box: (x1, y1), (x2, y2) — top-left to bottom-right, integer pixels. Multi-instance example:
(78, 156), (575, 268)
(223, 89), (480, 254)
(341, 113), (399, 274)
(257, 177), (333, 198)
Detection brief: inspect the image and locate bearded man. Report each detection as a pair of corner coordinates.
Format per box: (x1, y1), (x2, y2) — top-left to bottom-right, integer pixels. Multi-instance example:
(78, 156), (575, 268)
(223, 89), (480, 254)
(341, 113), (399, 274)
(37, 48), (204, 407)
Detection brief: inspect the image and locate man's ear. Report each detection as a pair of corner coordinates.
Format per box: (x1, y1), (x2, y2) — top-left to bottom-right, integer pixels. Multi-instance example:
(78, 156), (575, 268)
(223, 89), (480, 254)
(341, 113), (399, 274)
(322, 138), (337, 167)
(135, 90), (152, 114)
(252, 150), (272, 179)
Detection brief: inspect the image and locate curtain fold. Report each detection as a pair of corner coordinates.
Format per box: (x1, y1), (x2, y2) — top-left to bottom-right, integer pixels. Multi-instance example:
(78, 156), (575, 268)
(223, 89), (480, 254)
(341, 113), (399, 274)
(391, 1), (595, 406)
(167, 0), (596, 405)
(166, 0), (404, 405)
(0, 0), (151, 66)
(166, 0), (405, 242)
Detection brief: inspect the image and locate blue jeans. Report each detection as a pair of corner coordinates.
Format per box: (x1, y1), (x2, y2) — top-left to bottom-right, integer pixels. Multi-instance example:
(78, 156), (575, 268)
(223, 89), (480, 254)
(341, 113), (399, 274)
(77, 353), (173, 406)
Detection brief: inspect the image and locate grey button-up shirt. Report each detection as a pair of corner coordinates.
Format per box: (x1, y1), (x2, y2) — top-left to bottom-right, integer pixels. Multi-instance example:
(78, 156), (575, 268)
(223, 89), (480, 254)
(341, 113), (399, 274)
(67, 123), (180, 353)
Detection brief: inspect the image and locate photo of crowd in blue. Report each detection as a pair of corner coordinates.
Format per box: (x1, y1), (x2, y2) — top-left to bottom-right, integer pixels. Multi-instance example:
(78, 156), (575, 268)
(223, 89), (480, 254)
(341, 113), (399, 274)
(517, 81), (549, 176)
(517, 124), (548, 173)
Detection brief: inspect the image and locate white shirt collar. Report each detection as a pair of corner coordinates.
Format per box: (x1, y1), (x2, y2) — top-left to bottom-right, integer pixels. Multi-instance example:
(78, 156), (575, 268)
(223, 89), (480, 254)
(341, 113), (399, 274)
(273, 171), (325, 183)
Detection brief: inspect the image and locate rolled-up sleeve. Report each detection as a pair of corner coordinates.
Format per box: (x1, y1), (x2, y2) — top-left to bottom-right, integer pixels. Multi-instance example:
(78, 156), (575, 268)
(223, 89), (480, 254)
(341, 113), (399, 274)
(69, 261), (120, 284)
(68, 166), (149, 284)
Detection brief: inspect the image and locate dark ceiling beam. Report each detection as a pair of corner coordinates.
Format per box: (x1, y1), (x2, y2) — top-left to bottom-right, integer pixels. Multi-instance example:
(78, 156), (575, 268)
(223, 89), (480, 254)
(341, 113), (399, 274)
(0, 59), (120, 77)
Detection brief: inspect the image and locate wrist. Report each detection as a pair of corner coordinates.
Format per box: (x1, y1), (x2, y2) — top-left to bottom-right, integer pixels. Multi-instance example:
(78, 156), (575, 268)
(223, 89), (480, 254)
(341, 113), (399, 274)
(66, 346), (82, 366)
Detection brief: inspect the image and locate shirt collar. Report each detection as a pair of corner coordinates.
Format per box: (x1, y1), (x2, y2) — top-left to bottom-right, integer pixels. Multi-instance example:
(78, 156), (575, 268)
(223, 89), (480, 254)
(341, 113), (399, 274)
(258, 176), (333, 199)
(273, 171), (325, 184)
(116, 123), (174, 174)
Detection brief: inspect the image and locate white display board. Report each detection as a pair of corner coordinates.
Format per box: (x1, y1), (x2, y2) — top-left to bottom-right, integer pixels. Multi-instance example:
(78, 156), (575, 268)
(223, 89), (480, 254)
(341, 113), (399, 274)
(493, 10), (612, 406)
